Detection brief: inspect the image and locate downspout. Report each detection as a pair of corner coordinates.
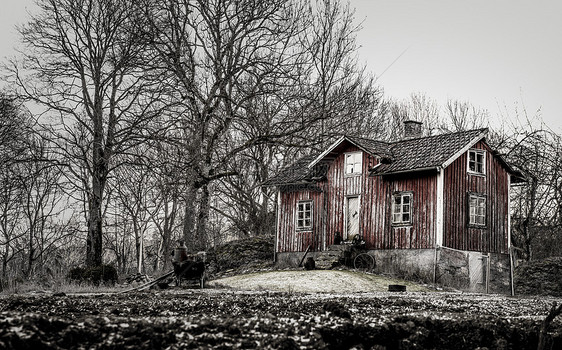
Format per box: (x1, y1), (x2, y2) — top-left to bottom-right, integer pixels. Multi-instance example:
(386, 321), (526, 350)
(434, 167), (445, 285)
(507, 174), (515, 296)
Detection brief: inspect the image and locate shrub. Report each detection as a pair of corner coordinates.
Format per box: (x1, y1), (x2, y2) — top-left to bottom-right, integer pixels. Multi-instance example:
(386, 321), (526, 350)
(515, 257), (562, 296)
(68, 267), (87, 282)
(68, 265), (118, 286)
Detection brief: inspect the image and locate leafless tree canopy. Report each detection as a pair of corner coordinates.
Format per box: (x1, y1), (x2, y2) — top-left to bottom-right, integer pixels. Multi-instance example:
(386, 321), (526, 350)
(0, 0), (559, 282)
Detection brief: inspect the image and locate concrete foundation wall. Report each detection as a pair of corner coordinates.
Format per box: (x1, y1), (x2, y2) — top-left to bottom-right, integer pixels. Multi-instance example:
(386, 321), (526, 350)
(276, 247), (512, 294)
(371, 249), (436, 282)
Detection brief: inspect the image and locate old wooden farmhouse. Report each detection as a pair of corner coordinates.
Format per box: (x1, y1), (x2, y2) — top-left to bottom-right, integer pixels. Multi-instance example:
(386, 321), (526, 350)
(265, 121), (524, 293)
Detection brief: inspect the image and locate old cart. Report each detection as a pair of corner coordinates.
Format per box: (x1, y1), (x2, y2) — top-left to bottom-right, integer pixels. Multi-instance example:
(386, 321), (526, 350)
(172, 241), (206, 288)
(346, 235), (376, 272)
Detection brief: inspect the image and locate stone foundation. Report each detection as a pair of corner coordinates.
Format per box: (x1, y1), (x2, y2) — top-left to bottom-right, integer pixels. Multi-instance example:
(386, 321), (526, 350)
(276, 247), (512, 294)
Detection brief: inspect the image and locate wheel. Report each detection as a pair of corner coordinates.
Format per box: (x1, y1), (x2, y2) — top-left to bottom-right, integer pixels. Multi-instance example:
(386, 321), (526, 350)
(354, 253), (375, 272)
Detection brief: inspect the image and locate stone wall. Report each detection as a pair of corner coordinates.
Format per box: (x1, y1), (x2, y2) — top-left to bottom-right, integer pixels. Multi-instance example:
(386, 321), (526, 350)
(435, 248), (511, 294)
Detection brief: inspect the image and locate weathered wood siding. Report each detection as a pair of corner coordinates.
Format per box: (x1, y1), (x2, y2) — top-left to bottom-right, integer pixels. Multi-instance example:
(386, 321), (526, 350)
(442, 140), (510, 254)
(277, 144), (438, 252)
(364, 173), (437, 249)
(276, 189), (324, 252)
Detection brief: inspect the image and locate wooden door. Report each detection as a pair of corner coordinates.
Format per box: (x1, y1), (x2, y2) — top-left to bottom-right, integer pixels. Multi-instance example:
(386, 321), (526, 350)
(469, 253), (488, 293)
(346, 196), (360, 240)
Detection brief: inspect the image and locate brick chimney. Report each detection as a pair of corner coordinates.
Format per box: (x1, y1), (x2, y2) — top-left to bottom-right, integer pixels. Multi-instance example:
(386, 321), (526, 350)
(403, 120), (423, 139)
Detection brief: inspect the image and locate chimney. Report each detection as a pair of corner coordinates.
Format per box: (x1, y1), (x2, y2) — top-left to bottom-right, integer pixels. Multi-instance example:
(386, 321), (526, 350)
(403, 120), (423, 139)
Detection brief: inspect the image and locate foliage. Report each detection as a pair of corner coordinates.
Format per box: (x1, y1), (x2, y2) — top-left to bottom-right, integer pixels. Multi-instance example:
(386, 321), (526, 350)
(68, 265), (118, 286)
(206, 236), (274, 274)
(515, 257), (562, 297)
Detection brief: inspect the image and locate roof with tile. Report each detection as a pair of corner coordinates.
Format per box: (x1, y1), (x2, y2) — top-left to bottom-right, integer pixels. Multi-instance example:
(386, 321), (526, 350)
(262, 154), (319, 186)
(372, 128), (487, 175)
(264, 128), (521, 185)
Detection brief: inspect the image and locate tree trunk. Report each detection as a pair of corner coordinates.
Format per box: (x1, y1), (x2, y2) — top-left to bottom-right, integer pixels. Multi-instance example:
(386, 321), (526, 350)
(195, 183), (210, 252)
(86, 130), (108, 267)
(86, 201), (103, 267)
(133, 219), (143, 274)
(182, 184), (198, 252)
(161, 206), (174, 271)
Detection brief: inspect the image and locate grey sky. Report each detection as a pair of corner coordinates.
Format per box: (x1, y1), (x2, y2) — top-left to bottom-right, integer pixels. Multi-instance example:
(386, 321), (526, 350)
(1, 0), (560, 132)
(354, 0), (562, 131)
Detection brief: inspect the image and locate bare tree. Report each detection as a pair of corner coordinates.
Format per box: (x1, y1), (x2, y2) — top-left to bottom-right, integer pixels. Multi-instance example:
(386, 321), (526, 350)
(8, 0), (161, 267)
(444, 99), (490, 132)
(142, 0), (317, 251)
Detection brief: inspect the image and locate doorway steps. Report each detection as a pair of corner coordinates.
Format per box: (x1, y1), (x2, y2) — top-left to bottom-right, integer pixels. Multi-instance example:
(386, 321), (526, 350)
(314, 244), (353, 269)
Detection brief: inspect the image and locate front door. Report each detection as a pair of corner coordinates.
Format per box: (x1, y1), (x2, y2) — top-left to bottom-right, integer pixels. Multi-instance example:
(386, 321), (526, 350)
(346, 196), (360, 240)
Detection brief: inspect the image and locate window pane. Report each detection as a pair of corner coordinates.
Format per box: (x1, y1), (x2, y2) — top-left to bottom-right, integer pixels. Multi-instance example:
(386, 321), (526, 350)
(394, 196), (402, 205)
(393, 214), (401, 222)
(477, 153), (483, 163)
(402, 213), (410, 222)
(403, 204), (410, 213)
(402, 195), (410, 204)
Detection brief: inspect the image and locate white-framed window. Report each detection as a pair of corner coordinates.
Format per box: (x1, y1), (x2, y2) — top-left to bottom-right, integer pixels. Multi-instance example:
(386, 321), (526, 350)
(468, 149), (486, 175)
(296, 200), (313, 230)
(345, 152), (362, 175)
(392, 192), (413, 225)
(468, 193), (486, 226)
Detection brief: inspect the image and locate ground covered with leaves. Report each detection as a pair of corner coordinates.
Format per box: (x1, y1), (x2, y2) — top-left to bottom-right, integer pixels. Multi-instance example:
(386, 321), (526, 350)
(1, 289), (561, 349)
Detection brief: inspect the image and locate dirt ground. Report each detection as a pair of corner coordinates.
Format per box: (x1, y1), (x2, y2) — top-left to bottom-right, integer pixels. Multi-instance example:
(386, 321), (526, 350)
(1, 270), (562, 349)
(208, 270), (432, 293)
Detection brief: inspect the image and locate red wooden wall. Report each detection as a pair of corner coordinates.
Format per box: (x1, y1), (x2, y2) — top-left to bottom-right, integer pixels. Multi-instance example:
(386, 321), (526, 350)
(277, 144), (438, 253)
(442, 140), (510, 254)
(276, 140), (510, 254)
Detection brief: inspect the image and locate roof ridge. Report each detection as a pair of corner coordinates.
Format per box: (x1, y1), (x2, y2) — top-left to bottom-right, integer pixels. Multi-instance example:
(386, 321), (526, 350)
(389, 127), (488, 145)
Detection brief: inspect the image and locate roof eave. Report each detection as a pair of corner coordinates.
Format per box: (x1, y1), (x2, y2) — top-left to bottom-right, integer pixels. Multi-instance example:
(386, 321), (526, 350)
(440, 129), (488, 169)
(307, 135), (346, 169)
(307, 135), (389, 169)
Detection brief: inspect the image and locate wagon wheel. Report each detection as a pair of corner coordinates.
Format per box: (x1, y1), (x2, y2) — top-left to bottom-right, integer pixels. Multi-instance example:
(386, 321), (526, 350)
(354, 253), (375, 272)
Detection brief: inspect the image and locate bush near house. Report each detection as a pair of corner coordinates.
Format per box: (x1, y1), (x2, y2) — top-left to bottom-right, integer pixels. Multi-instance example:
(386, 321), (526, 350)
(206, 236), (274, 276)
(515, 257), (562, 296)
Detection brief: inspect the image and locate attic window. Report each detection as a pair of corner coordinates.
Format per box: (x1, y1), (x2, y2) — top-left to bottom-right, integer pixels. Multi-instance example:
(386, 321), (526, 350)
(345, 152), (362, 175)
(468, 149), (486, 175)
(392, 192), (413, 225)
(296, 200), (313, 230)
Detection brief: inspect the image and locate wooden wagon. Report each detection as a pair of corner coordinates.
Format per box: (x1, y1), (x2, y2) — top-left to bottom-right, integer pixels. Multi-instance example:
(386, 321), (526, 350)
(172, 242), (206, 288)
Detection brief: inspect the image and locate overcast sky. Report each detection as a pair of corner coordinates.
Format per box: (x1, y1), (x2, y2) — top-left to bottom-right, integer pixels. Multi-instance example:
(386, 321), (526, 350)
(353, 0), (562, 132)
(1, 0), (560, 132)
